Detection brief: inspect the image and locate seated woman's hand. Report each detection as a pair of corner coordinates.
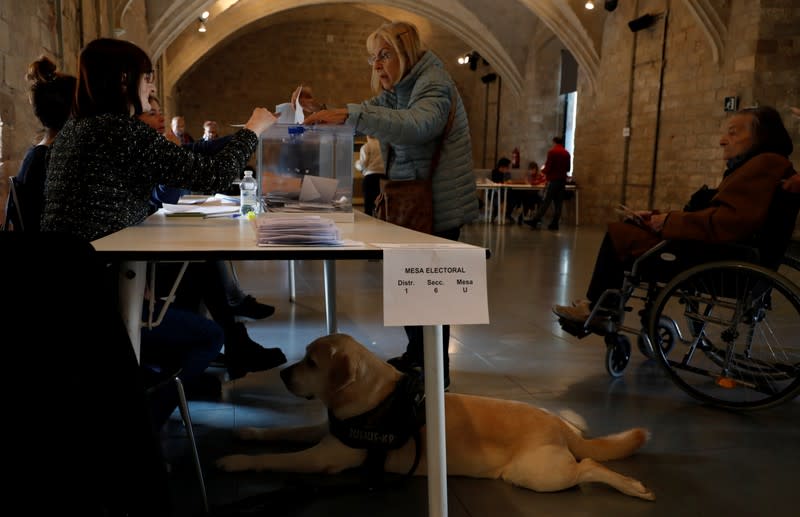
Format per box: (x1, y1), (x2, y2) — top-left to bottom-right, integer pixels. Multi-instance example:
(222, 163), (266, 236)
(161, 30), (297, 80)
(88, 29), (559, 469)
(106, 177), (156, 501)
(244, 107), (277, 136)
(304, 108), (349, 125)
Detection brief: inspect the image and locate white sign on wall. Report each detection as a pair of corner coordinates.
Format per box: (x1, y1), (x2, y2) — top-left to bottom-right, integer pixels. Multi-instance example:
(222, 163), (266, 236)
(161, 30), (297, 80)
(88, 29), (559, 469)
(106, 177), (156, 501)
(381, 245), (490, 326)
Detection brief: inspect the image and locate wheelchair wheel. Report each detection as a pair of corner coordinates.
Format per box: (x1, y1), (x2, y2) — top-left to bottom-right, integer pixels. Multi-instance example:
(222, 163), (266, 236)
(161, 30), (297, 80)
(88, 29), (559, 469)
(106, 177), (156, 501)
(637, 317), (677, 359)
(605, 334), (631, 378)
(648, 261), (800, 410)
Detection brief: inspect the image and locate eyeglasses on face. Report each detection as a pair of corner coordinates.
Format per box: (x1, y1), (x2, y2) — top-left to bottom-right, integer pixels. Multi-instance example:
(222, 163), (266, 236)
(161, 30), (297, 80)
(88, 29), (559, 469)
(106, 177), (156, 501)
(367, 49), (393, 66)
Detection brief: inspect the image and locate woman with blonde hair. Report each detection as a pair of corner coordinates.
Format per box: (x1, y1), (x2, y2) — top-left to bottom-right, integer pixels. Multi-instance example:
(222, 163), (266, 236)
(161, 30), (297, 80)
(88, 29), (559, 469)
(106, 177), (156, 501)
(299, 21), (479, 389)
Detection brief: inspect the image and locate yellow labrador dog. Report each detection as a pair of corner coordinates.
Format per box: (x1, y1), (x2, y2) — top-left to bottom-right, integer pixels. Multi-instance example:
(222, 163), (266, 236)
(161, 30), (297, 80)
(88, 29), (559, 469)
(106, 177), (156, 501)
(216, 334), (655, 501)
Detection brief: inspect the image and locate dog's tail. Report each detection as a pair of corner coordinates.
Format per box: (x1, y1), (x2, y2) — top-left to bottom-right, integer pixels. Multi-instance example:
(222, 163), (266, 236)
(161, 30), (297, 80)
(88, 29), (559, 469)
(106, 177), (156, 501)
(562, 423), (650, 461)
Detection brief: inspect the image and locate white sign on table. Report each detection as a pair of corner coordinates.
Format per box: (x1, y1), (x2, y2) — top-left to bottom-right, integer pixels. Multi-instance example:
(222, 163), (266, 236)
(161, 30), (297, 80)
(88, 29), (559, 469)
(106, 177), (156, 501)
(380, 244), (489, 326)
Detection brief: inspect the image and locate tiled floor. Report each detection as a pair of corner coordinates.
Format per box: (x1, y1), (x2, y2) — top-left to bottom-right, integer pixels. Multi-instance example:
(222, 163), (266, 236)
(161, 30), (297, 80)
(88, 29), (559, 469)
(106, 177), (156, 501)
(162, 221), (800, 516)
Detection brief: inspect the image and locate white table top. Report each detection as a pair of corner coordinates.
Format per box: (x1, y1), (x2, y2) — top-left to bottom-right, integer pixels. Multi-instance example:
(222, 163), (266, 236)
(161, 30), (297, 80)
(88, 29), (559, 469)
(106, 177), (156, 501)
(92, 211), (480, 260)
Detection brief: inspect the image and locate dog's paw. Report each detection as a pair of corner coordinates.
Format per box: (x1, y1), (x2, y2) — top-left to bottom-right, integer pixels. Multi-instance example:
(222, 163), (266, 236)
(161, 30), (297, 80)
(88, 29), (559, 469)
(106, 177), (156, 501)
(216, 454), (255, 472)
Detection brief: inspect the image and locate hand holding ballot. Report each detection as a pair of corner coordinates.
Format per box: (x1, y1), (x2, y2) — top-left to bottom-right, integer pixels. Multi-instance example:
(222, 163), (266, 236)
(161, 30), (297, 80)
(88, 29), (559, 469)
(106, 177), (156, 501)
(615, 204), (663, 233)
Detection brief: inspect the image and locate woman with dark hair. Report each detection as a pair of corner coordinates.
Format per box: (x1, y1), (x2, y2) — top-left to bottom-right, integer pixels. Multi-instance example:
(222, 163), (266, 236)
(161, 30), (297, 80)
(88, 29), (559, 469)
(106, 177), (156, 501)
(7, 56), (76, 231)
(41, 38), (286, 377)
(555, 106), (797, 323)
(42, 37), (276, 241)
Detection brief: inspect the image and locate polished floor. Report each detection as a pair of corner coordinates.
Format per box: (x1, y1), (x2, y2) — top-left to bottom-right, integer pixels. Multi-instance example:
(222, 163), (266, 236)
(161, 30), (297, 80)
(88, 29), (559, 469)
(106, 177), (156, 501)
(162, 219), (800, 517)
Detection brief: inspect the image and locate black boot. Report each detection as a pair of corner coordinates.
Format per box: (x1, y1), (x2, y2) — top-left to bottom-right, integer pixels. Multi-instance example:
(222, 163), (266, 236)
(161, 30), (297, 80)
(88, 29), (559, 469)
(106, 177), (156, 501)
(225, 323), (287, 380)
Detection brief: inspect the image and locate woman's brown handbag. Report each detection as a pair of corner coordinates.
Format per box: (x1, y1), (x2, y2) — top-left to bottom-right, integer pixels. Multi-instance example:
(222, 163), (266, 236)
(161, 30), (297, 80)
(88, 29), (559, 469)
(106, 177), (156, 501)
(373, 92), (457, 234)
(373, 178), (434, 233)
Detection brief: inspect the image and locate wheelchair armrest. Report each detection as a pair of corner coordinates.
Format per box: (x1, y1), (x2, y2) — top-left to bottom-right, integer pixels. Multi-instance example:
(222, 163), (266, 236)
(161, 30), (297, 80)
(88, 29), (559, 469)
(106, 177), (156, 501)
(629, 240), (761, 281)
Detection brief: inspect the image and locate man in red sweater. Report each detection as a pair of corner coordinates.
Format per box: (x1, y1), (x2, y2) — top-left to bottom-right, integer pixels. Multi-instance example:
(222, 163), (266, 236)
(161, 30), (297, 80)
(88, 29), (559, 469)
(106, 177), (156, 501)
(526, 136), (571, 230)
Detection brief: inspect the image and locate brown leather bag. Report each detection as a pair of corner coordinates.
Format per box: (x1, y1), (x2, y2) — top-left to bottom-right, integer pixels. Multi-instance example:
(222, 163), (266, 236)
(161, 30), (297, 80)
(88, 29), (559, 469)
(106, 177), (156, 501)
(374, 178), (434, 233)
(373, 91), (457, 234)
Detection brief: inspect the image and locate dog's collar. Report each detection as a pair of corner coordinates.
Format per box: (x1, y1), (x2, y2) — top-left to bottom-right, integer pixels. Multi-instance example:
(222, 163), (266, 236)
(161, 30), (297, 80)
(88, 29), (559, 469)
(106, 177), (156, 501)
(328, 372), (426, 452)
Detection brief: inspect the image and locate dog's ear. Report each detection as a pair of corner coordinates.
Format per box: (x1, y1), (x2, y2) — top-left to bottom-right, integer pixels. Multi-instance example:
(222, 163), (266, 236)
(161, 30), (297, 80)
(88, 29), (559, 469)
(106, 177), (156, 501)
(327, 348), (357, 393)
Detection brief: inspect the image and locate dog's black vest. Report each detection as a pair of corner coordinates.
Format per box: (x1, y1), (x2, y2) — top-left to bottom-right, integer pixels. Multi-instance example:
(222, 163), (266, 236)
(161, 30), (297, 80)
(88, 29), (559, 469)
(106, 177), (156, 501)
(328, 372), (426, 477)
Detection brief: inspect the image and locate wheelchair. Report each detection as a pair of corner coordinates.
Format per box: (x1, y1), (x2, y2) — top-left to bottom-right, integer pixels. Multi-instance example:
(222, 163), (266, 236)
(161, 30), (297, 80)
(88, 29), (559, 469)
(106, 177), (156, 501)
(558, 191), (800, 411)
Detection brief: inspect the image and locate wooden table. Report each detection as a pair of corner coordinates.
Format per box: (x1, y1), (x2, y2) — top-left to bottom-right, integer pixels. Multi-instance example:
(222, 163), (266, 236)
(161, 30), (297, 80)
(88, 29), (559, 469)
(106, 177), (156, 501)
(92, 211), (487, 517)
(476, 181), (579, 225)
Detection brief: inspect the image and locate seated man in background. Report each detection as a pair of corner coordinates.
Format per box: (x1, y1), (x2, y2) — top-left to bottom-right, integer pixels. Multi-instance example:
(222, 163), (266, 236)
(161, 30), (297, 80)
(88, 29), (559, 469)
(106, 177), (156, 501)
(490, 157), (515, 223)
(203, 120), (219, 141)
(554, 106), (796, 323)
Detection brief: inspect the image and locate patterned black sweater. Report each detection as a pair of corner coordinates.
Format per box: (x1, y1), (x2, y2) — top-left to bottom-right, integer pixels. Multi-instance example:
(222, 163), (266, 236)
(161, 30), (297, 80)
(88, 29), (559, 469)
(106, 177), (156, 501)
(42, 113), (257, 241)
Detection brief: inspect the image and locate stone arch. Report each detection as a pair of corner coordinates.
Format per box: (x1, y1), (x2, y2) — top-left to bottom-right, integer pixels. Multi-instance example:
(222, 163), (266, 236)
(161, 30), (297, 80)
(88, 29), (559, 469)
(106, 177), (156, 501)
(681, 0), (726, 64)
(147, 0), (605, 99)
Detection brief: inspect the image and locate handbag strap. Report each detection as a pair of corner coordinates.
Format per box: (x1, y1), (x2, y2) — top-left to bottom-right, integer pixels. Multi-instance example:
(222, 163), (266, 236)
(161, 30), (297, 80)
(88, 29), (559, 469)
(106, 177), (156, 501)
(384, 88), (458, 181)
(429, 89), (458, 181)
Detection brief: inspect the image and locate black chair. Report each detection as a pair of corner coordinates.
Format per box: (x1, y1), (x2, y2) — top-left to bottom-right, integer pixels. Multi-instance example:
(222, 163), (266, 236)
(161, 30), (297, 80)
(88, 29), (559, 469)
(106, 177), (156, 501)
(1, 231), (172, 515)
(2, 176), (25, 231)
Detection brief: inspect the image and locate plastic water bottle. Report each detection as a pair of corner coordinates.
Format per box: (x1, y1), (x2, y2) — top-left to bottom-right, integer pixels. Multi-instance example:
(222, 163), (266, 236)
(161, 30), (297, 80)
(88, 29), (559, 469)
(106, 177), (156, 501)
(239, 170), (258, 216)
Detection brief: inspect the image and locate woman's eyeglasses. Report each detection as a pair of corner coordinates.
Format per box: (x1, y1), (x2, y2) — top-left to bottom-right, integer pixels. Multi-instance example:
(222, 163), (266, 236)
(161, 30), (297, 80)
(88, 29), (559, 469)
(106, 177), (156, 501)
(144, 71), (156, 84)
(367, 49), (393, 66)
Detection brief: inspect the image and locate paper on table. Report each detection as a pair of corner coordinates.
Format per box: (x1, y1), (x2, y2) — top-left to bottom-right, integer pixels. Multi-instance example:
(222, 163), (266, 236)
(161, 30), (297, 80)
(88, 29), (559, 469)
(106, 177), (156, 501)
(162, 203), (239, 217)
(299, 175), (338, 203)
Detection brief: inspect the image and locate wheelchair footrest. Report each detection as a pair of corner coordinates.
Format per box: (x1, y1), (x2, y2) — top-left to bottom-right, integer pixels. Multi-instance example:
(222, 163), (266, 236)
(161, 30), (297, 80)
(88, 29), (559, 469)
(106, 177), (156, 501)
(557, 318), (593, 339)
(557, 316), (616, 339)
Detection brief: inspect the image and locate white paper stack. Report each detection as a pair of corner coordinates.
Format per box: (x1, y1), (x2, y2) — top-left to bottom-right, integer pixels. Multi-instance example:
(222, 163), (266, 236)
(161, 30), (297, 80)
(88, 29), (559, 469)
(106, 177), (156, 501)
(255, 215), (344, 246)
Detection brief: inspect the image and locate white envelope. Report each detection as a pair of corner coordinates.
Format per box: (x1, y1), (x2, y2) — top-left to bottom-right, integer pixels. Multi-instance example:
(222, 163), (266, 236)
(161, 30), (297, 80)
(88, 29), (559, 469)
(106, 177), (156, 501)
(275, 103), (295, 124)
(299, 175), (339, 203)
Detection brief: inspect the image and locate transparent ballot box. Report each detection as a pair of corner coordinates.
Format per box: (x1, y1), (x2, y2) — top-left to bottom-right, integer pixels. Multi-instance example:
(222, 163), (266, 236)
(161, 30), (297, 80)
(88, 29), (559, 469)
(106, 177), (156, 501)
(256, 123), (354, 222)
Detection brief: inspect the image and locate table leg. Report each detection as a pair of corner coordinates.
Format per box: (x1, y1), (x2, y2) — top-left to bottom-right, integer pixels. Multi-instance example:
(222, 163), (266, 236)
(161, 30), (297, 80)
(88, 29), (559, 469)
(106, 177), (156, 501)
(119, 261), (146, 362)
(575, 189), (580, 226)
(323, 259), (337, 334)
(498, 188), (508, 225)
(289, 260), (296, 302)
(423, 325), (448, 517)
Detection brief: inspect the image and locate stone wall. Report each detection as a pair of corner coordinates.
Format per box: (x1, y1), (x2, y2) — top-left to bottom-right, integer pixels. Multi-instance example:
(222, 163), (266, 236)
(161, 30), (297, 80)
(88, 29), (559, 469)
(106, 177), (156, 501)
(574, 0), (799, 224)
(1, 1), (797, 228)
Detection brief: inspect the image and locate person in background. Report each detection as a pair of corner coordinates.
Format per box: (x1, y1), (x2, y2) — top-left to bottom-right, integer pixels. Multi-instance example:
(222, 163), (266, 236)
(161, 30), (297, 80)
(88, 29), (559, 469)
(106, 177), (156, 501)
(41, 38), (286, 380)
(170, 115), (194, 145)
(355, 135), (386, 216)
(554, 106), (796, 324)
(489, 157), (514, 223)
(5, 56), (75, 232)
(512, 160), (545, 224)
(526, 136), (571, 231)
(299, 20), (479, 390)
(143, 95), (275, 318)
(203, 120), (219, 141)
(139, 94), (279, 379)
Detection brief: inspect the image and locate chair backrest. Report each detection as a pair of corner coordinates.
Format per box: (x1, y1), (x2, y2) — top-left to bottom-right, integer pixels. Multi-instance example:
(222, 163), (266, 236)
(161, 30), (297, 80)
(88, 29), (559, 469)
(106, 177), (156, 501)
(2, 176), (25, 231)
(749, 186), (800, 270)
(1, 231), (172, 514)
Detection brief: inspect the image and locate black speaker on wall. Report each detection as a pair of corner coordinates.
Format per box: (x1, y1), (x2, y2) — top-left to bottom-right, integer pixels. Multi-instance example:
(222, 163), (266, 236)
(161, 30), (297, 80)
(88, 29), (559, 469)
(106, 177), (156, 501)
(628, 13), (658, 32)
(604, 0), (618, 11)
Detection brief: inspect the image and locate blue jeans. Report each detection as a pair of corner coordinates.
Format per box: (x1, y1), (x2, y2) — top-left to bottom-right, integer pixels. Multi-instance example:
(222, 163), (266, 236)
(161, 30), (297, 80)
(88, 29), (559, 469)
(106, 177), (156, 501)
(140, 300), (224, 379)
(533, 179), (566, 226)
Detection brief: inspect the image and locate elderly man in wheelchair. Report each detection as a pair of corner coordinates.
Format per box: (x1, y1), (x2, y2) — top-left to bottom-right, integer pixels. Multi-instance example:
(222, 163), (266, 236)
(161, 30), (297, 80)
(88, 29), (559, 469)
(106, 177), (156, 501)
(554, 106), (800, 410)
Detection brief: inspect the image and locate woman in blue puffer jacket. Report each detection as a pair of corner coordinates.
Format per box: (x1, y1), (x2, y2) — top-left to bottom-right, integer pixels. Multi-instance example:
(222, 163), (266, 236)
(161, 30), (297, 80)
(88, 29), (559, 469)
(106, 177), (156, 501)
(302, 20), (479, 388)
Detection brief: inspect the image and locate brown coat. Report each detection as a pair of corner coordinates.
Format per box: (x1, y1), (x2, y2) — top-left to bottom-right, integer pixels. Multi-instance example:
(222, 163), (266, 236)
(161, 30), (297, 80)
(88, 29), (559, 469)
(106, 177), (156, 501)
(609, 153), (796, 261)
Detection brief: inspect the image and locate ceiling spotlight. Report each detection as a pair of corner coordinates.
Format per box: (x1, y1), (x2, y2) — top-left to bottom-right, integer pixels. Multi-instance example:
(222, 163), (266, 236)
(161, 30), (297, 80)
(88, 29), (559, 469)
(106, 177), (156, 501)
(200, 11), (210, 20)
(585, 1), (595, 9)
(457, 56), (467, 65)
(198, 19), (207, 32)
